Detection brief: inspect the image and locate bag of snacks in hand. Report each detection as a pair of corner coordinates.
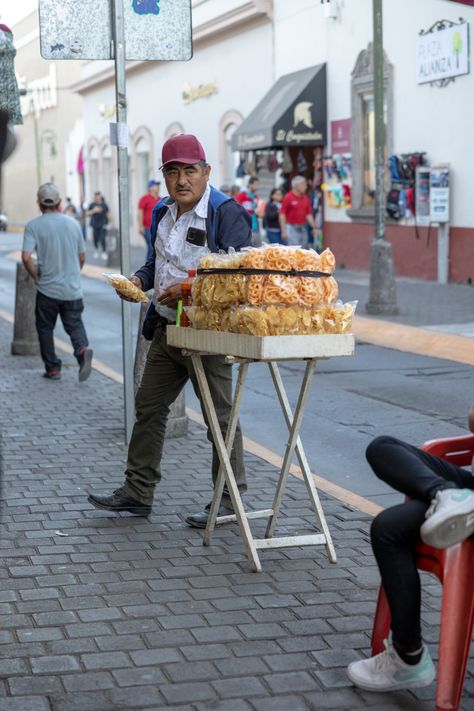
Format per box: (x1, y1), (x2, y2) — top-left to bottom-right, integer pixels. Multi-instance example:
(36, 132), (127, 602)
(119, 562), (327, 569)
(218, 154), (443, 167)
(103, 273), (149, 302)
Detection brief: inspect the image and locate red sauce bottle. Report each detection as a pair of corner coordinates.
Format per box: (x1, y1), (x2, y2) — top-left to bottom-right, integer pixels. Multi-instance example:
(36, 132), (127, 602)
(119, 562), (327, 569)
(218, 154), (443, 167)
(180, 269), (196, 327)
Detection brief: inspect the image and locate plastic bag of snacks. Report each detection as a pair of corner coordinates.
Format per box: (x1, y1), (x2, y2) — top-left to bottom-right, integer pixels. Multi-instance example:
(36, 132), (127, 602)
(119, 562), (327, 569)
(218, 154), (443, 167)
(103, 273), (149, 302)
(188, 301), (357, 336)
(195, 246), (338, 309)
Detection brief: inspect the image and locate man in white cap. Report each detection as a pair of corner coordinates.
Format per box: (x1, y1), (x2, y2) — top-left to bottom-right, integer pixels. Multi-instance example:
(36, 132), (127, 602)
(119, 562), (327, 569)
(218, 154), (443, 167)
(21, 182), (93, 382)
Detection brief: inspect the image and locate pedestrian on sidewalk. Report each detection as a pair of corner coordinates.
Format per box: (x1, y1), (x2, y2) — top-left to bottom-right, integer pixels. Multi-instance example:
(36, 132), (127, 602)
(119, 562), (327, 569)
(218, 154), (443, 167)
(88, 134), (251, 527)
(21, 182), (93, 382)
(86, 191), (110, 260)
(263, 188), (283, 244)
(347, 403), (474, 693)
(236, 176), (261, 246)
(137, 179), (161, 260)
(279, 176), (318, 247)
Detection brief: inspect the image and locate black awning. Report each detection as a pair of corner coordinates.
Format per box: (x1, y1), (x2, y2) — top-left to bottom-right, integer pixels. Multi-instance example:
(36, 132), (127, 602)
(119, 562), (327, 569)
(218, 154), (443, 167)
(232, 64), (327, 151)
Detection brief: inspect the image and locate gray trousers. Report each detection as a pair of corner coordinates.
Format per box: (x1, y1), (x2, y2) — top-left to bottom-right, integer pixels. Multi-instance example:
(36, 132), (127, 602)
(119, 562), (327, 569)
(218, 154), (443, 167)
(123, 324), (246, 507)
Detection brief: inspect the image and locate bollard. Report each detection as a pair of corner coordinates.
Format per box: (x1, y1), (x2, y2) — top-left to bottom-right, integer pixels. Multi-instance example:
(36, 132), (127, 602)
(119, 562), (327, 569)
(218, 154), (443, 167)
(11, 262), (40, 355)
(134, 301), (188, 438)
(105, 226), (121, 269)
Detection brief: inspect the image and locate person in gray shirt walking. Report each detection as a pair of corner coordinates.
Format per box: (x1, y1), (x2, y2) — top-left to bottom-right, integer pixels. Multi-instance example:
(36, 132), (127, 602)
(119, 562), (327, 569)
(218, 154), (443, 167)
(21, 182), (93, 381)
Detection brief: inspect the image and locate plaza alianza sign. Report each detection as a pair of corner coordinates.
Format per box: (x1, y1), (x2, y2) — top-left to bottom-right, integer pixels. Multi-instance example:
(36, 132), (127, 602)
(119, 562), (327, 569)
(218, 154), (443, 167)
(416, 21), (470, 84)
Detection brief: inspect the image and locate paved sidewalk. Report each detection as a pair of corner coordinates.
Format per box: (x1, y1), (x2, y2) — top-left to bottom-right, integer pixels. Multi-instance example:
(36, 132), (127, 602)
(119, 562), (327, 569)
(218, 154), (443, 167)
(0, 319), (473, 710)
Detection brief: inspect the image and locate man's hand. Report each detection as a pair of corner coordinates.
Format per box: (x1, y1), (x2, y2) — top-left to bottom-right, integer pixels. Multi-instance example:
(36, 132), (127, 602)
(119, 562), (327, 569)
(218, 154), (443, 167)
(116, 275), (143, 302)
(156, 283), (182, 308)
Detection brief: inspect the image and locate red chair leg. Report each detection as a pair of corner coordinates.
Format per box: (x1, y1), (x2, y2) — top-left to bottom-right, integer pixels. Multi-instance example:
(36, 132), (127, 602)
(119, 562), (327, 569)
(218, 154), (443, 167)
(371, 585), (392, 655)
(435, 543), (474, 711)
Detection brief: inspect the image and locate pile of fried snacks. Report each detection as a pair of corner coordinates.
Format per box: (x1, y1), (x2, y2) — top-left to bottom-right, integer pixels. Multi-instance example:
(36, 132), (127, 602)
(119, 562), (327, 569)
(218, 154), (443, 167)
(192, 246), (338, 309)
(188, 301), (357, 336)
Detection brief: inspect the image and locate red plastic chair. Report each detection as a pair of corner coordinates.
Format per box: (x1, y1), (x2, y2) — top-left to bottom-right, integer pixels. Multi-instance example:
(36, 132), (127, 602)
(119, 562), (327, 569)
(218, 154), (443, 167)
(371, 434), (474, 711)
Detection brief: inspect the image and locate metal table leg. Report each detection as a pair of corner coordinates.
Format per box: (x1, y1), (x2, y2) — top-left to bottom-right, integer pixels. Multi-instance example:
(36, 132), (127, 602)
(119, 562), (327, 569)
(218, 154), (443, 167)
(264, 359), (316, 537)
(267, 360), (337, 563)
(203, 361), (249, 546)
(190, 354), (262, 572)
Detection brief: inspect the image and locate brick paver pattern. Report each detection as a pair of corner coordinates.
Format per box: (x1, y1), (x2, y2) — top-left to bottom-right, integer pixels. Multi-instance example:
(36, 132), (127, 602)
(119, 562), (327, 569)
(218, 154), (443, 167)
(0, 317), (472, 710)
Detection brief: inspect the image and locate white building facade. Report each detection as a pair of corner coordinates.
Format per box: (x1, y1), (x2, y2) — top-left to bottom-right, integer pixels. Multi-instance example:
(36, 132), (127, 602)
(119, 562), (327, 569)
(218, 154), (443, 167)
(74, 0), (473, 282)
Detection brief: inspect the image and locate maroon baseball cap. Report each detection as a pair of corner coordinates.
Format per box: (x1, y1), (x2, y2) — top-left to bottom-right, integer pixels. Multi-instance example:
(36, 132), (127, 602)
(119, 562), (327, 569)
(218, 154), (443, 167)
(160, 134), (206, 168)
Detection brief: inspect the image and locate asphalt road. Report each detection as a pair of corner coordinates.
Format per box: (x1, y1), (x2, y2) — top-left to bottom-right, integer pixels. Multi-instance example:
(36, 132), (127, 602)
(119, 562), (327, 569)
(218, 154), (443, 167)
(1, 231), (471, 510)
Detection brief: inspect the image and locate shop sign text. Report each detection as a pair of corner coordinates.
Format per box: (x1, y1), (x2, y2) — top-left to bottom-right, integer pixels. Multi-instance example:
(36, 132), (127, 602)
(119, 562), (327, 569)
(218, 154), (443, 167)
(416, 22), (470, 84)
(182, 81), (218, 105)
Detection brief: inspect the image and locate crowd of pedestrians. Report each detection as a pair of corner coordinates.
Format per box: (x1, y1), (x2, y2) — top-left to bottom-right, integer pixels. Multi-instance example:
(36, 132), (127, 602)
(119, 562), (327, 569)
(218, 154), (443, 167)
(220, 174), (321, 249)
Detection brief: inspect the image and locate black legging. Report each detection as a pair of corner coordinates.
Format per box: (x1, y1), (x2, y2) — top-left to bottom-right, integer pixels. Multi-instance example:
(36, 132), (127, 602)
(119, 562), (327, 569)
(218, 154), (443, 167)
(367, 435), (474, 654)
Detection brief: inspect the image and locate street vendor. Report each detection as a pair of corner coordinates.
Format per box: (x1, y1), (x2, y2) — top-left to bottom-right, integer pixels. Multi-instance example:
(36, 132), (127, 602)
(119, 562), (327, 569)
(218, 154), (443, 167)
(88, 134), (252, 527)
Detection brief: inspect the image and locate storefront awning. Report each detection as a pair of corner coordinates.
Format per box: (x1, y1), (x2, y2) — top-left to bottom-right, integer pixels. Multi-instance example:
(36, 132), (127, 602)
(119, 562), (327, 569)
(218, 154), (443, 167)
(232, 64), (327, 152)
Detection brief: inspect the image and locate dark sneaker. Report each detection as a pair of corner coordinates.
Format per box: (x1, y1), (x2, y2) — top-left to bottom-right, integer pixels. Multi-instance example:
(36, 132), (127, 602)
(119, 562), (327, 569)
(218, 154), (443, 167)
(78, 348), (93, 382)
(88, 487), (151, 516)
(43, 370), (61, 380)
(186, 502), (235, 529)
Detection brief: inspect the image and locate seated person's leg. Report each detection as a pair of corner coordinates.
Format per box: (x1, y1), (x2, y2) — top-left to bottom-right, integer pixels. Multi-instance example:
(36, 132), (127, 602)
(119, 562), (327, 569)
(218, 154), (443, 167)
(367, 435), (474, 548)
(347, 502), (436, 691)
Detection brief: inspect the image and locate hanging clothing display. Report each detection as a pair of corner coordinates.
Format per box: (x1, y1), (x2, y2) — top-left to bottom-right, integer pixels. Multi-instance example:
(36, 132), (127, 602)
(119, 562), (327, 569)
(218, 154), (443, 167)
(281, 147), (293, 173)
(0, 25), (22, 125)
(296, 148), (307, 173)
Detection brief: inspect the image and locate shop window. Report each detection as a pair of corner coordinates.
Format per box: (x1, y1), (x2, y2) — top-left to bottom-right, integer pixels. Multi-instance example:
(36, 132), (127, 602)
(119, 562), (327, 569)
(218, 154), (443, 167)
(101, 143), (112, 202)
(224, 124), (240, 184)
(219, 110), (243, 186)
(164, 121), (185, 141)
(135, 136), (151, 194)
(87, 141), (99, 196)
(361, 93), (388, 207)
(348, 43), (393, 221)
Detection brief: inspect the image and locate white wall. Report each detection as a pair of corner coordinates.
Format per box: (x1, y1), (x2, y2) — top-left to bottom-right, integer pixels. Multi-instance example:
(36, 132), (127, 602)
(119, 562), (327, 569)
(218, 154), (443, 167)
(81, 17), (273, 243)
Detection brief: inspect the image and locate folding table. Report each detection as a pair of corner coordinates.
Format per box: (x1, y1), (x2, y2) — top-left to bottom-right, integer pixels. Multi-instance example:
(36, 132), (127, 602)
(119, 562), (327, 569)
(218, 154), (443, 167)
(167, 326), (355, 572)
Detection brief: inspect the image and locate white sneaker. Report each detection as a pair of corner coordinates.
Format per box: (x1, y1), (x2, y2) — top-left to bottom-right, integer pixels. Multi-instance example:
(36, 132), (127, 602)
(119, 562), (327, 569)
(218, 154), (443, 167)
(347, 639), (435, 691)
(101, 252), (108, 261)
(421, 488), (474, 549)
(93, 250), (99, 259)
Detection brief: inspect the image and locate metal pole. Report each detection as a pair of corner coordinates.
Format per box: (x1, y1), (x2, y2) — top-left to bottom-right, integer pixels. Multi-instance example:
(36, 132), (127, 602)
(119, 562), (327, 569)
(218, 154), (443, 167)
(111, 0), (135, 443)
(365, 0), (398, 315)
(373, 0), (385, 242)
(33, 109), (41, 186)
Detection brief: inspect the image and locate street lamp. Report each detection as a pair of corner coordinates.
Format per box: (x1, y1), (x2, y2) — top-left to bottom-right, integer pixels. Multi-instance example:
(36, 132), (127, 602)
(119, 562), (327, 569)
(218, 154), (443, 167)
(365, 0), (398, 315)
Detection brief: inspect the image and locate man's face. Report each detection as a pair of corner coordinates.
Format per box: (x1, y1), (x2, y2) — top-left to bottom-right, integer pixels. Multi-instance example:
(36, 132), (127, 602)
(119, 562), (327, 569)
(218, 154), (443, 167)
(249, 181), (259, 194)
(294, 180), (307, 195)
(149, 184), (159, 198)
(94, 193), (102, 204)
(163, 162), (210, 212)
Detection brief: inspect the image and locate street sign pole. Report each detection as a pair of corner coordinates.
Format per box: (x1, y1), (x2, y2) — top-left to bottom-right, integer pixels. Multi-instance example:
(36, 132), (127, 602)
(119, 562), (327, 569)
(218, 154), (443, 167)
(373, 0), (385, 244)
(366, 0), (398, 315)
(111, 0), (134, 443)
